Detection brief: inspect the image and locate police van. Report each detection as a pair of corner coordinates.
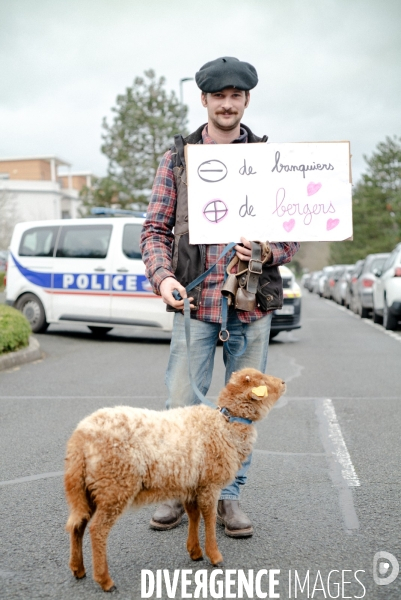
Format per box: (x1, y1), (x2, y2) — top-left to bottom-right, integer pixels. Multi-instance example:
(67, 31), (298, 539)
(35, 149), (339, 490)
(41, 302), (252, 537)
(5, 218), (174, 335)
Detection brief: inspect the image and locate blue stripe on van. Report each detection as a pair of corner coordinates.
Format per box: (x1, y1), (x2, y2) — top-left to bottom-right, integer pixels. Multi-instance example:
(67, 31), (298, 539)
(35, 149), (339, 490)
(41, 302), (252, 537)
(11, 253), (52, 288)
(10, 253), (153, 293)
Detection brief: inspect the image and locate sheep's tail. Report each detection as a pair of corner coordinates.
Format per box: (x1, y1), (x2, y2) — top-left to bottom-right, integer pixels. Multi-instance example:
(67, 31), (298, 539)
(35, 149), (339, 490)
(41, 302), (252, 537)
(64, 431), (93, 532)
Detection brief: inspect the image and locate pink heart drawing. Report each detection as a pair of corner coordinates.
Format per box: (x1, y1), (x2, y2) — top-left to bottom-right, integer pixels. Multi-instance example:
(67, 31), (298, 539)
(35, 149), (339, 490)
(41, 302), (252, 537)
(327, 218), (340, 231)
(307, 182), (322, 196)
(283, 219), (295, 232)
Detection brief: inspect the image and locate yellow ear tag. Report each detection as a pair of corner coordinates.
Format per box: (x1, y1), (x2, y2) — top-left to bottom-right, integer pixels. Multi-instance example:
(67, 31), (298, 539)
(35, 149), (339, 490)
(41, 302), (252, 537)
(252, 385), (268, 398)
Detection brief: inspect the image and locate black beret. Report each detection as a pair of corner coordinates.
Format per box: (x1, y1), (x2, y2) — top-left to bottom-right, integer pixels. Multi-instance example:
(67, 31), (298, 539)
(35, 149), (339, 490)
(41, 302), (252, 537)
(195, 56), (258, 93)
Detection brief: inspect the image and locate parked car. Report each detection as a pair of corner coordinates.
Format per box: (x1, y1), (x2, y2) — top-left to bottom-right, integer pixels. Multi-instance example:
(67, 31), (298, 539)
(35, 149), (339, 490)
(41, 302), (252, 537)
(305, 270), (321, 294)
(270, 265), (302, 340)
(332, 265), (354, 305)
(301, 272), (311, 290)
(353, 253), (390, 318)
(5, 218), (174, 333)
(323, 265), (350, 300)
(345, 259), (364, 310)
(318, 266), (335, 297)
(372, 244), (401, 330)
(0, 249), (8, 271)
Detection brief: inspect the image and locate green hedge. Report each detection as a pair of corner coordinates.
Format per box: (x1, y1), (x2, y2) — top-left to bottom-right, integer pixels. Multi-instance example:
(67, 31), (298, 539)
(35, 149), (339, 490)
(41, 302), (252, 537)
(0, 305), (31, 355)
(0, 271), (4, 291)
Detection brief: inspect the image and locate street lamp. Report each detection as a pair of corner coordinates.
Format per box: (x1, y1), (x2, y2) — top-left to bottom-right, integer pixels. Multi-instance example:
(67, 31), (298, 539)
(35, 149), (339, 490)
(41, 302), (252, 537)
(179, 77), (194, 127)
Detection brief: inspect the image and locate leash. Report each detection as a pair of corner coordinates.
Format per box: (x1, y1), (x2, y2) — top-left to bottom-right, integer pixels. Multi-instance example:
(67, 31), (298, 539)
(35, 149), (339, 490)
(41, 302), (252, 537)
(174, 242), (248, 408)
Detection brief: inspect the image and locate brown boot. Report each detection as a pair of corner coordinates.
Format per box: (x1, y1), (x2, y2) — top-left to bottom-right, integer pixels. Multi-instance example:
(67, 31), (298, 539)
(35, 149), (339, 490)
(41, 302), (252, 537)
(217, 500), (254, 537)
(149, 499), (185, 530)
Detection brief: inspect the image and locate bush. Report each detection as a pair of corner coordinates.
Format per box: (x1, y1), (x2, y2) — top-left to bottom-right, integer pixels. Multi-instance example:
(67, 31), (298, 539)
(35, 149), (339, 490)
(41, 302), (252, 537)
(0, 271), (4, 290)
(0, 305), (31, 355)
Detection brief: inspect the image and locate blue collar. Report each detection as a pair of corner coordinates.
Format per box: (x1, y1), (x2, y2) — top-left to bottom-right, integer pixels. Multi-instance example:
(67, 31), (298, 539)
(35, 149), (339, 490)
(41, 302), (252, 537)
(219, 407), (253, 425)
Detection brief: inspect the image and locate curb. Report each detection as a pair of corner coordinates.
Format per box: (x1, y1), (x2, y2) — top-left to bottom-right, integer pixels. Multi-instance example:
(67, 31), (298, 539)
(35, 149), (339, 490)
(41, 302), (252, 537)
(0, 337), (42, 372)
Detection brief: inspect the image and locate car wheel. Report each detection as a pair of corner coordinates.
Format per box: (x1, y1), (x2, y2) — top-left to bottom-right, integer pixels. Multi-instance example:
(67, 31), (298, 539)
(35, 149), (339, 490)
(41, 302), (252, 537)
(88, 326), (113, 336)
(360, 306), (370, 319)
(373, 310), (382, 324)
(383, 299), (398, 331)
(16, 293), (49, 333)
(269, 331), (279, 341)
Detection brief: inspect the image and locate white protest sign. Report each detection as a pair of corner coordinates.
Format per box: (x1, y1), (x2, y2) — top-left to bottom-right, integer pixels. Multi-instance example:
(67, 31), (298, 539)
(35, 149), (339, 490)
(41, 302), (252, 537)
(186, 142), (352, 244)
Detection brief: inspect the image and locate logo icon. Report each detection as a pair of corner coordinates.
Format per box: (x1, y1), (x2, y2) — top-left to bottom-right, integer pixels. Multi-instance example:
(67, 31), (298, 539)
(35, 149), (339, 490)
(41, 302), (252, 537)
(373, 551), (399, 586)
(203, 200), (228, 224)
(197, 160), (228, 183)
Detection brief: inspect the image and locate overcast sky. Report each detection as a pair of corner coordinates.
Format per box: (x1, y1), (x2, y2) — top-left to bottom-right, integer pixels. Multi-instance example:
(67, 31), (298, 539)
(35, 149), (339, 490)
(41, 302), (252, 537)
(1, 0), (400, 183)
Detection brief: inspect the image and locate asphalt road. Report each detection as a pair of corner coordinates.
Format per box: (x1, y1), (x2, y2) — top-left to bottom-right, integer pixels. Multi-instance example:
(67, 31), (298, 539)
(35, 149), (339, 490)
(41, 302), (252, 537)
(1, 291), (401, 600)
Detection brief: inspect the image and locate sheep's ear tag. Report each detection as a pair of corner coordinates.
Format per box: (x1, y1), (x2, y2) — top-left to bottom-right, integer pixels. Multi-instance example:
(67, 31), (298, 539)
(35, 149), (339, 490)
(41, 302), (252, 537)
(252, 385), (268, 398)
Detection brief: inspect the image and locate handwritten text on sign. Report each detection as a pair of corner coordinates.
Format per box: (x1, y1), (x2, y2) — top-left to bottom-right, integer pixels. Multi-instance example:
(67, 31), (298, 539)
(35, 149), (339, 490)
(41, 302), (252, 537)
(186, 142), (352, 244)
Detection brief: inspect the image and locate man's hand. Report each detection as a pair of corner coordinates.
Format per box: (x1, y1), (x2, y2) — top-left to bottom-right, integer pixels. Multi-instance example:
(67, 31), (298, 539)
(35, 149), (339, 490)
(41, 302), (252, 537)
(159, 277), (195, 310)
(235, 238), (273, 263)
(235, 237), (252, 261)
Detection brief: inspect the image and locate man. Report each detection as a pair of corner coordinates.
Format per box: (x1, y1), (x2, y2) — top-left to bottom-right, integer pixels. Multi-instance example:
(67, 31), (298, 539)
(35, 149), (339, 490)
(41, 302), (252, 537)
(140, 56), (299, 537)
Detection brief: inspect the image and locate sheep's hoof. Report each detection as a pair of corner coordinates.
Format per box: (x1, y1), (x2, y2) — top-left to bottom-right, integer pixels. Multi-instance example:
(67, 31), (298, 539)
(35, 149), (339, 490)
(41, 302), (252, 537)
(212, 561), (224, 568)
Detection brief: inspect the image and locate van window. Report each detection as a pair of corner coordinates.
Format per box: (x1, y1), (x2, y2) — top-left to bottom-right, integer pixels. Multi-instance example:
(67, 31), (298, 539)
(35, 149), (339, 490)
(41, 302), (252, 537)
(55, 225), (112, 259)
(122, 224), (142, 259)
(19, 226), (58, 257)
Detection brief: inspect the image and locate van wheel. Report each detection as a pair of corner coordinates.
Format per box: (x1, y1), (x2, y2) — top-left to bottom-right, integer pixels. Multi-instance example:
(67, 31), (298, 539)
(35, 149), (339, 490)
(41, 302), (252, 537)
(88, 326), (113, 336)
(16, 293), (49, 333)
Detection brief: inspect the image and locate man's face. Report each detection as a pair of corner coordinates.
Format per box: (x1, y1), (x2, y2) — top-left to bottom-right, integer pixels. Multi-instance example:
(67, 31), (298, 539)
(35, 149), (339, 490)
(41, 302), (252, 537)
(201, 88), (250, 132)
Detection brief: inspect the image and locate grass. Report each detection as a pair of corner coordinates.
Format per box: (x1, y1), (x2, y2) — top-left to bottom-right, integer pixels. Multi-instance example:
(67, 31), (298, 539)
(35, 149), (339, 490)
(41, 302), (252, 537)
(0, 304), (31, 355)
(0, 271), (4, 291)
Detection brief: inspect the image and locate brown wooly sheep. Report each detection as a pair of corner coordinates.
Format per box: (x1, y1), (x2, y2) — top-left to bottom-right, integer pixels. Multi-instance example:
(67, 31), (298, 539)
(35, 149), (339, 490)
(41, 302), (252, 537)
(64, 368), (286, 592)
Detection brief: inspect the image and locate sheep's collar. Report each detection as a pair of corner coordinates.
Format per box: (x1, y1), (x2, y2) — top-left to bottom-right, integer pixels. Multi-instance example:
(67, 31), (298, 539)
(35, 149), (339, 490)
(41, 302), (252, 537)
(218, 406), (253, 425)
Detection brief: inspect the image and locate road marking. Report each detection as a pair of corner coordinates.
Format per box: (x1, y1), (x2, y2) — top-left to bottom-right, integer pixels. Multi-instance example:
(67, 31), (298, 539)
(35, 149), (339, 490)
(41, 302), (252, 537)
(255, 449), (325, 457)
(315, 398), (360, 532)
(324, 299), (401, 341)
(0, 471), (63, 487)
(318, 399), (360, 487)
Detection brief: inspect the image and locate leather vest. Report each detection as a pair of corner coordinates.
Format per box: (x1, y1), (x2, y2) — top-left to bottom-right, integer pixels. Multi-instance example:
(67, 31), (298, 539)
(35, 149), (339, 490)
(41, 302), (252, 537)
(167, 123), (283, 313)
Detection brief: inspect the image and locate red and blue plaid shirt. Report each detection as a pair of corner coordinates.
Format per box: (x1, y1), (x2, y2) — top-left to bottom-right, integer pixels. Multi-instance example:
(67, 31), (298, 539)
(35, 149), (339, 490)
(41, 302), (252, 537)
(140, 125), (300, 324)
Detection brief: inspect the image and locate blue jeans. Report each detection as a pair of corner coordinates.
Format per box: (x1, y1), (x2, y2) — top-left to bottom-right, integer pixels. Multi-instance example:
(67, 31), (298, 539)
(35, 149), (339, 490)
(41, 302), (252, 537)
(165, 310), (272, 500)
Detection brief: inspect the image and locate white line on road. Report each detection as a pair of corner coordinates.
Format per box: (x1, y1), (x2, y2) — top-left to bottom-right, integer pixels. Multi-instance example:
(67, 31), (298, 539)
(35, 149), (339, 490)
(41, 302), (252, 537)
(315, 398), (360, 532)
(0, 471), (63, 487)
(322, 399), (360, 487)
(324, 299), (401, 342)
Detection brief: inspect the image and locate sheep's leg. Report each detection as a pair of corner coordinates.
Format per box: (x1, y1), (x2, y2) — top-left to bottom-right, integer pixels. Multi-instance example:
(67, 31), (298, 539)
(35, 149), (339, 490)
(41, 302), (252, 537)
(198, 488), (223, 566)
(89, 508), (121, 592)
(185, 500), (203, 561)
(69, 518), (88, 579)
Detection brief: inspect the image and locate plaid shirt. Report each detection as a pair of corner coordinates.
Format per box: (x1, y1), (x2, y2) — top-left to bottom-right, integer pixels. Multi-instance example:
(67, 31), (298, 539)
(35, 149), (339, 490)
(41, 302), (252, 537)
(140, 125), (300, 324)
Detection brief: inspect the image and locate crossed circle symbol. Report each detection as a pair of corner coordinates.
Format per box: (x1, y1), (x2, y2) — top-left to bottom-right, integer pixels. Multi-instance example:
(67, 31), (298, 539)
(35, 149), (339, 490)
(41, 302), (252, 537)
(203, 199), (228, 223)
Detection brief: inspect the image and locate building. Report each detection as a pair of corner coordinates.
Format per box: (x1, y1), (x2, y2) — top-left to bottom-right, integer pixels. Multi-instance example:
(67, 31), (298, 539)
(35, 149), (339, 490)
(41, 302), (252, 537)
(0, 157), (95, 246)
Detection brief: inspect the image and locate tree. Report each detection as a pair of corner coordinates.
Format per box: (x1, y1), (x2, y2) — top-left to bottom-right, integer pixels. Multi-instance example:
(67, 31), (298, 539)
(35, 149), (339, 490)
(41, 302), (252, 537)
(78, 176), (123, 216)
(0, 190), (19, 249)
(330, 136), (401, 264)
(98, 69), (188, 208)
